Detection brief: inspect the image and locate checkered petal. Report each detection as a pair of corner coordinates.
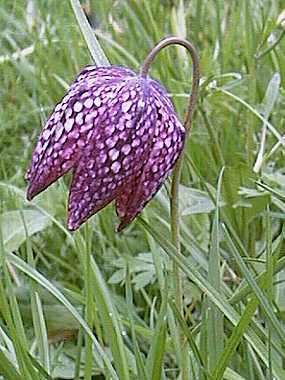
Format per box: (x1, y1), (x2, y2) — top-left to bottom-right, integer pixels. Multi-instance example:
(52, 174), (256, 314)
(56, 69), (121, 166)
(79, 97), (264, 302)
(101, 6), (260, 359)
(26, 66), (136, 200)
(26, 65), (186, 231)
(67, 79), (157, 230)
(116, 85), (185, 230)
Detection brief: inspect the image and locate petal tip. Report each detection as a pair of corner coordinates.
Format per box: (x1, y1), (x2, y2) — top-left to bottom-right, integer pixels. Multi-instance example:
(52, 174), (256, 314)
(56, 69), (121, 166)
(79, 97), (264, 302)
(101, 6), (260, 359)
(26, 193), (33, 201)
(116, 223), (124, 233)
(26, 186), (35, 201)
(116, 218), (131, 232)
(25, 170), (31, 181)
(67, 219), (78, 231)
(67, 212), (83, 231)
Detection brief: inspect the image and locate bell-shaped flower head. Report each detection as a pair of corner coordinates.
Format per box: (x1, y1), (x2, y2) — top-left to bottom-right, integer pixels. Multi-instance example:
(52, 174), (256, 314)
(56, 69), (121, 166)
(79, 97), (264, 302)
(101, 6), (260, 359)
(26, 37), (199, 231)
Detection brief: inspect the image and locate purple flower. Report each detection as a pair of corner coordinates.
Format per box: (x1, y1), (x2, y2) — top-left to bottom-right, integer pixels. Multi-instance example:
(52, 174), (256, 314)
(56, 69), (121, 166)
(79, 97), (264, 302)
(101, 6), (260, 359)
(26, 65), (185, 231)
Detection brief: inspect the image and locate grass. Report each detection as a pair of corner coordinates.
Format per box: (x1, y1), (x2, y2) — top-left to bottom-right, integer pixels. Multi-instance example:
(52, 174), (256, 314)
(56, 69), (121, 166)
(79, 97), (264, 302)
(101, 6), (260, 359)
(0, 0), (285, 379)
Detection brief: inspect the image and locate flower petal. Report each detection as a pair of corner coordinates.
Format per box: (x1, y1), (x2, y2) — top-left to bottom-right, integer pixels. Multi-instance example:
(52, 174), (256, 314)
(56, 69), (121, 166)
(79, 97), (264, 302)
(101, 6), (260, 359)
(71, 65), (135, 89)
(67, 78), (157, 230)
(26, 64), (186, 231)
(26, 66), (136, 200)
(67, 150), (122, 231)
(116, 92), (185, 231)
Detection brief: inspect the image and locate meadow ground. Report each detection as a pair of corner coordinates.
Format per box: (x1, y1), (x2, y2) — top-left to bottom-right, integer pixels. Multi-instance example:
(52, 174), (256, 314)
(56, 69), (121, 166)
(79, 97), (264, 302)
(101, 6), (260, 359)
(0, 1), (285, 379)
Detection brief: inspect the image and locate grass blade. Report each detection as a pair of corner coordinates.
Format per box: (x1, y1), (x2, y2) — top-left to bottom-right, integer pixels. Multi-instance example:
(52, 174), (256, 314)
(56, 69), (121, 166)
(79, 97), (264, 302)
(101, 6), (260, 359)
(145, 291), (167, 379)
(211, 297), (259, 380)
(0, 350), (23, 380)
(170, 301), (208, 379)
(125, 268), (148, 380)
(6, 252), (118, 380)
(222, 224), (285, 345)
(69, 0), (109, 66)
(207, 168), (224, 371)
(253, 72), (280, 172)
(138, 217), (285, 378)
(90, 256), (130, 380)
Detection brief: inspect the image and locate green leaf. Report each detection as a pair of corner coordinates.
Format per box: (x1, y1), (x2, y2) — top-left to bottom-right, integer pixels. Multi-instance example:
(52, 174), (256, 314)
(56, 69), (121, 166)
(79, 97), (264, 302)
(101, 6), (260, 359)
(223, 225), (285, 345)
(170, 301), (208, 378)
(253, 72), (280, 173)
(138, 217), (285, 379)
(90, 257), (131, 380)
(145, 293), (167, 379)
(224, 367), (247, 380)
(230, 237), (284, 304)
(125, 268), (148, 380)
(180, 185), (216, 215)
(207, 168), (224, 372)
(0, 182), (73, 241)
(0, 209), (50, 252)
(6, 252), (119, 380)
(69, 0), (109, 66)
(31, 292), (50, 374)
(0, 350), (23, 380)
(211, 297), (259, 380)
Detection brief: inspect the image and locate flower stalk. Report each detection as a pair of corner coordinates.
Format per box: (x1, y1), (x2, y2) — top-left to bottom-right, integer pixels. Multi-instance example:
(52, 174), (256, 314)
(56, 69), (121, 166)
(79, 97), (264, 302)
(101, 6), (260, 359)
(26, 35), (200, 280)
(141, 37), (199, 377)
(25, 34), (199, 378)
(26, 40), (188, 231)
(141, 36), (199, 312)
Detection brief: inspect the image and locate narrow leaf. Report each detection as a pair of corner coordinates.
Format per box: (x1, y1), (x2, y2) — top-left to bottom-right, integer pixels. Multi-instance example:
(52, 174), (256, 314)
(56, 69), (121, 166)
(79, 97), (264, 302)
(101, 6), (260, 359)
(69, 0), (109, 66)
(6, 252), (118, 380)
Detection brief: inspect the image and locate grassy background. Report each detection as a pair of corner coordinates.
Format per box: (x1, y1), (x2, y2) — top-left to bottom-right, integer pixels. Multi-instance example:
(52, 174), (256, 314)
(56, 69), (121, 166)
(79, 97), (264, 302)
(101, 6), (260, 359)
(0, 0), (285, 379)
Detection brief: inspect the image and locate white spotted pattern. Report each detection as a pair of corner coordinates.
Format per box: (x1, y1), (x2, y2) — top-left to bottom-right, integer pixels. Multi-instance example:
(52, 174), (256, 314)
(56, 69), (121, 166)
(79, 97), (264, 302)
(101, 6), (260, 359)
(26, 65), (185, 232)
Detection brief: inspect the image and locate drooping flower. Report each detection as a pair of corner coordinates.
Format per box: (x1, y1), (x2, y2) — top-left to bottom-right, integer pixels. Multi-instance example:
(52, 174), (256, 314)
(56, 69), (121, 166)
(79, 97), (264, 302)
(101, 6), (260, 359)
(26, 63), (186, 231)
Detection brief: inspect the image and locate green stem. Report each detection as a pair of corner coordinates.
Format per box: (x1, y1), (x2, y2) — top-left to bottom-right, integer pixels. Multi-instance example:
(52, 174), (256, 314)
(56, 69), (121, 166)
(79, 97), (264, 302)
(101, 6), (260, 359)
(140, 36), (200, 374)
(171, 155), (184, 312)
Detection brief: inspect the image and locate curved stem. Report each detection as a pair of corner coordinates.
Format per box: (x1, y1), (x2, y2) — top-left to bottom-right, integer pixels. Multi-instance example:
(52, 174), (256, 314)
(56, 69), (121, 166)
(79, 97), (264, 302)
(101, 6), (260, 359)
(140, 36), (200, 363)
(141, 36), (200, 375)
(140, 36), (200, 133)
